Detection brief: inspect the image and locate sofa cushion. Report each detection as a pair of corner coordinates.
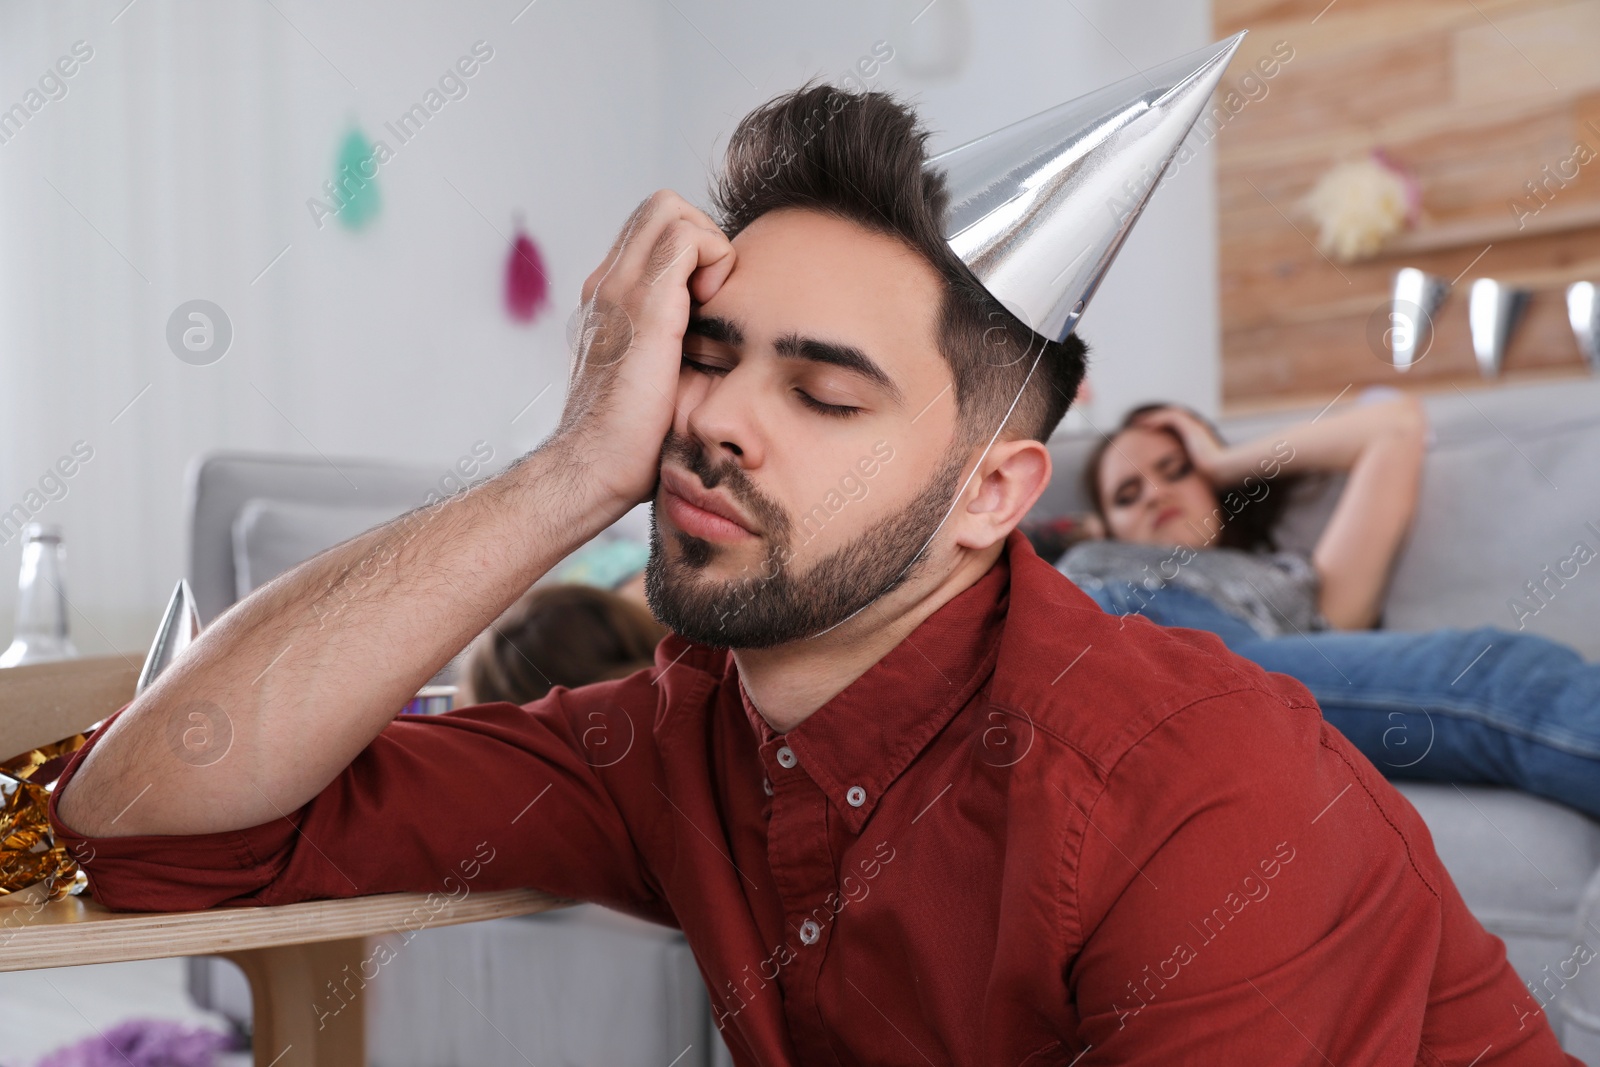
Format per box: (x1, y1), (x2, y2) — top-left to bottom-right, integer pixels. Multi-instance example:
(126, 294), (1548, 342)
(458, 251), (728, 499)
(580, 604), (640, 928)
(1395, 783), (1600, 937)
(1395, 780), (1600, 1046)
(231, 498), (403, 600)
(188, 452), (448, 625)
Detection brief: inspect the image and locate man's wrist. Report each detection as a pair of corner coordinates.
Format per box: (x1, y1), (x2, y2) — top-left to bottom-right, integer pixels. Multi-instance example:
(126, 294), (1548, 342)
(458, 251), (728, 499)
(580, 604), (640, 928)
(506, 435), (641, 555)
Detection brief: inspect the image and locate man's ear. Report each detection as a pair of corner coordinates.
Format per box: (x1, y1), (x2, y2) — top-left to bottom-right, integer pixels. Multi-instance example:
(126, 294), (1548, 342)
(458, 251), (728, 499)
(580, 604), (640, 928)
(953, 438), (1053, 551)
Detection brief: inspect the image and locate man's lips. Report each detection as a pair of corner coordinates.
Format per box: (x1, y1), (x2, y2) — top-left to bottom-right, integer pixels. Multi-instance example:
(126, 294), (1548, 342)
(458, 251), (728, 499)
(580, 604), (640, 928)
(659, 466), (758, 541)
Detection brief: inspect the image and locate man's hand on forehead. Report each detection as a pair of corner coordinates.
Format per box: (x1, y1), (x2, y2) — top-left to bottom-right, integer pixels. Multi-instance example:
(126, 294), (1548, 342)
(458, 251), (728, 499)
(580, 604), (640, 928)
(559, 190), (737, 510)
(582, 190), (730, 308)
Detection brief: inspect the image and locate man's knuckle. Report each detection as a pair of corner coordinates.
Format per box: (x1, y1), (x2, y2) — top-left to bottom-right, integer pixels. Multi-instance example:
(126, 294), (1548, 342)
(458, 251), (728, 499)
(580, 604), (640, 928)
(660, 220), (691, 250)
(644, 230), (686, 281)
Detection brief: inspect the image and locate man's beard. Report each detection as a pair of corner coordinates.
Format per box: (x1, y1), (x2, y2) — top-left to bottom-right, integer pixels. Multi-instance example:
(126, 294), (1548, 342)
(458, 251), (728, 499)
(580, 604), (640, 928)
(644, 431), (968, 649)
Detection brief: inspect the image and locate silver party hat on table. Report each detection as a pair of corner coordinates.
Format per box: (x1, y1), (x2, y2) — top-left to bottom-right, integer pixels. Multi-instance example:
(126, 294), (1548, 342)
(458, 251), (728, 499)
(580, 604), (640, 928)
(926, 32), (1246, 342)
(1568, 282), (1600, 374)
(1468, 278), (1529, 378)
(135, 579), (202, 695)
(1389, 267), (1451, 372)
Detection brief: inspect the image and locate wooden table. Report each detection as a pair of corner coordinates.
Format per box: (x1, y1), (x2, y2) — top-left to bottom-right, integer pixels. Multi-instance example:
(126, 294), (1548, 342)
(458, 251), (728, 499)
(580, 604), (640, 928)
(1, 655), (572, 1064)
(0, 887), (568, 1065)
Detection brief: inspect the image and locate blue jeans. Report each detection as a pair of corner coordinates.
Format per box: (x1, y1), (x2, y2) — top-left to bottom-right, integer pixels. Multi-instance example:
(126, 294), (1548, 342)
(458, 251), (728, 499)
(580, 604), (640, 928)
(1081, 581), (1600, 820)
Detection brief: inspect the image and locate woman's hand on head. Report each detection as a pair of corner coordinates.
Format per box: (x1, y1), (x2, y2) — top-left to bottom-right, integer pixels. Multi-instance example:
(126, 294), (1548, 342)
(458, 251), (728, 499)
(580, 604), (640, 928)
(1128, 406), (1234, 486)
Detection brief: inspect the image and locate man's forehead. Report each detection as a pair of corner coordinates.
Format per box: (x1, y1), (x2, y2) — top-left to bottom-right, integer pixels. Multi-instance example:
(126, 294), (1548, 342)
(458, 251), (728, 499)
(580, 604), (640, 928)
(696, 208), (944, 357)
(718, 208), (941, 302)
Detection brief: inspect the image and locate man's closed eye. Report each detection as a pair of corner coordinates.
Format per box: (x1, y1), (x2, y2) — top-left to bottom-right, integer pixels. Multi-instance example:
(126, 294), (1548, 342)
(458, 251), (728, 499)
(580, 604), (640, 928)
(682, 354), (862, 418)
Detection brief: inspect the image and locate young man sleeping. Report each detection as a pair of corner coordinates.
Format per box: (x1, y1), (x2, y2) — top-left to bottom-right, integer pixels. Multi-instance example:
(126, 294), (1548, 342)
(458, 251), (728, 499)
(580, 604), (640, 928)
(50, 79), (1577, 1066)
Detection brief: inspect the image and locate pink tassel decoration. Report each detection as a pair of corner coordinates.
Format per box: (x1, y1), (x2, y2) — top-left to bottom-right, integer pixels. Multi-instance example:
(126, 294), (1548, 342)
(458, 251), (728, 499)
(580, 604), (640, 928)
(1371, 147), (1423, 228)
(505, 222), (550, 323)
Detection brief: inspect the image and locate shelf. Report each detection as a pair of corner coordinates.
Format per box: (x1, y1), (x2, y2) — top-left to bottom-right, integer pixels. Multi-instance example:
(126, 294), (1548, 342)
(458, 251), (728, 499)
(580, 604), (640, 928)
(1378, 199), (1600, 258)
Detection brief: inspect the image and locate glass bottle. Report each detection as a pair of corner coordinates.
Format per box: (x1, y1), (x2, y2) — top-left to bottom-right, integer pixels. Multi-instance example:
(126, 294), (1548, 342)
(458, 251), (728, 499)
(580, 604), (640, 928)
(0, 523), (78, 667)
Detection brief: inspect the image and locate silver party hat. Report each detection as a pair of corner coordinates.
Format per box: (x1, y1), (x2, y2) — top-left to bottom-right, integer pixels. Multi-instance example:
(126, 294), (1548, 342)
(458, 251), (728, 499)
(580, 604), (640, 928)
(1467, 278), (1529, 378)
(927, 32), (1246, 342)
(135, 579), (202, 695)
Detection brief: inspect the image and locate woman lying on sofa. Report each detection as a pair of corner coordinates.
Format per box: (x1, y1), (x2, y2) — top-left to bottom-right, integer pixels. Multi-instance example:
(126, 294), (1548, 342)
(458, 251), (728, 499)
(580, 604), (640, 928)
(1057, 390), (1600, 819)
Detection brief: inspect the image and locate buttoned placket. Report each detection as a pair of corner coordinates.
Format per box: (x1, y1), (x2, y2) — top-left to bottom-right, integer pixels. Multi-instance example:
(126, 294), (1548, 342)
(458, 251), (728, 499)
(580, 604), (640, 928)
(759, 732), (852, 1066)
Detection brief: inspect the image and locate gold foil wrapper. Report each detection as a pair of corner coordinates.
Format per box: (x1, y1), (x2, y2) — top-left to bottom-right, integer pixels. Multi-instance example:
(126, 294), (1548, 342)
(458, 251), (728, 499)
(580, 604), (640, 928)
(0, 732), (92, 905)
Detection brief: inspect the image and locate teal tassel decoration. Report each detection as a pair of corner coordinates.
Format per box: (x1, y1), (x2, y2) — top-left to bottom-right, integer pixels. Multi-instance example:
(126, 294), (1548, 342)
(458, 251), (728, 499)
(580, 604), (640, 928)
(331, 127), (381, 231)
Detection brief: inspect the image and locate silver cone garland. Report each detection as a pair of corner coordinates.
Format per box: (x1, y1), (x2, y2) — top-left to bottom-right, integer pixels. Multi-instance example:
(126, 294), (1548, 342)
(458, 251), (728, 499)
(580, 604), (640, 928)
(1389, 268), (1451, 372)
(1467, 279), (1529, 379)
(1568, 282), (1600, 374)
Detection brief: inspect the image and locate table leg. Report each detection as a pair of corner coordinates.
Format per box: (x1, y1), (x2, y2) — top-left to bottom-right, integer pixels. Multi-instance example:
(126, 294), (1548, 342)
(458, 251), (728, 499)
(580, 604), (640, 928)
(221, 938), (368, 1067)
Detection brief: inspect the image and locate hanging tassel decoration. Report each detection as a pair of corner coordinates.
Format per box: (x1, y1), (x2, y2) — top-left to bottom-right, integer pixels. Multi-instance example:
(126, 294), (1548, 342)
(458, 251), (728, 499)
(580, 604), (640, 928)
(332, 127), (381, 232)
(505, 222), (550, 323)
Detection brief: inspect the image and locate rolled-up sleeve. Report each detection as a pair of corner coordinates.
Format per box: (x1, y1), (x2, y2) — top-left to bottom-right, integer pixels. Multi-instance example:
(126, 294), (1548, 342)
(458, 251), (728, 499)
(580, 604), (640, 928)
(47, 679), (672, 925)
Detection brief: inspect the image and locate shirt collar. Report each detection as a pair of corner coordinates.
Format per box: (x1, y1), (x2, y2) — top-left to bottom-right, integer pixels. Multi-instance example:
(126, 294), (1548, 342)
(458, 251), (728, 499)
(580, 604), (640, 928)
(729, 533), (1017, 834)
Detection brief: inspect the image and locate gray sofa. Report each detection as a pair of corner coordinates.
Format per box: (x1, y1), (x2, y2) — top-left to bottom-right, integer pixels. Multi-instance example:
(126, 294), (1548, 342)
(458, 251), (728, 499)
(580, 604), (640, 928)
(1027, 377), (1600, 1058)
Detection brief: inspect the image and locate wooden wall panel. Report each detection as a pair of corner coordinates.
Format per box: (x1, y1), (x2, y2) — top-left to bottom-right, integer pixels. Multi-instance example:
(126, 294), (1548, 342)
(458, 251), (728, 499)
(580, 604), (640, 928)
(1453, 1), (1600, 106)
(1213, 0), (1600, 411)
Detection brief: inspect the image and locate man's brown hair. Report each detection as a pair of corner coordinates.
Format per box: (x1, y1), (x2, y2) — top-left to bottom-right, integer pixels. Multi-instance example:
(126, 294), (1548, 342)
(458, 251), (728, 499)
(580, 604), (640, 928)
(711, 83), (1089, 445)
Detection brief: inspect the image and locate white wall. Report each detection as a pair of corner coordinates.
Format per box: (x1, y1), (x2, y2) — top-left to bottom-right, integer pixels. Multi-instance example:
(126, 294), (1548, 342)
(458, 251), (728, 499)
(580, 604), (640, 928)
(0, 0), (1219, 657)
(0, 0), (671, 654)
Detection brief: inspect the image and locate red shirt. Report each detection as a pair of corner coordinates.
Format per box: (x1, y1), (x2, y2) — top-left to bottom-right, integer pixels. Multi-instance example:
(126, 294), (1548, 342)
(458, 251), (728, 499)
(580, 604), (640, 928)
(49, 531), (1578, 1066)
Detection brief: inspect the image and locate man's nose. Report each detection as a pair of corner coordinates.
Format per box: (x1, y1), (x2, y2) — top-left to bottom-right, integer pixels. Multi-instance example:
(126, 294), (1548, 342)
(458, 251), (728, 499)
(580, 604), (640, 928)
(680, 364), (766, 468)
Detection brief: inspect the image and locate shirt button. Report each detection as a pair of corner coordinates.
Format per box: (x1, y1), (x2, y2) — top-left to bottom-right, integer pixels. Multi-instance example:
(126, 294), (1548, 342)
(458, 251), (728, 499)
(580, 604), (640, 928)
(776, 745), (797, 769)
(798, 919), (821, 945)
(846, 785), (867, 807)
(762, 777), (774, 796)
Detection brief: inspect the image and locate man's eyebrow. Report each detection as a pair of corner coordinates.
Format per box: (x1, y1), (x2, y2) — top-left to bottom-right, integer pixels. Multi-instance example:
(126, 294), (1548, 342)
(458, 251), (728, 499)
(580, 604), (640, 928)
(772, 333), (904, 406)
(685, 315), (744, 347)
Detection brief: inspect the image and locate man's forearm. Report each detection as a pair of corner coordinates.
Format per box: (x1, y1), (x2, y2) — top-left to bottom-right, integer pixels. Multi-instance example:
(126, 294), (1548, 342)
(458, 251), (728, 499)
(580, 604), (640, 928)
(56, 439), (627, 839)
